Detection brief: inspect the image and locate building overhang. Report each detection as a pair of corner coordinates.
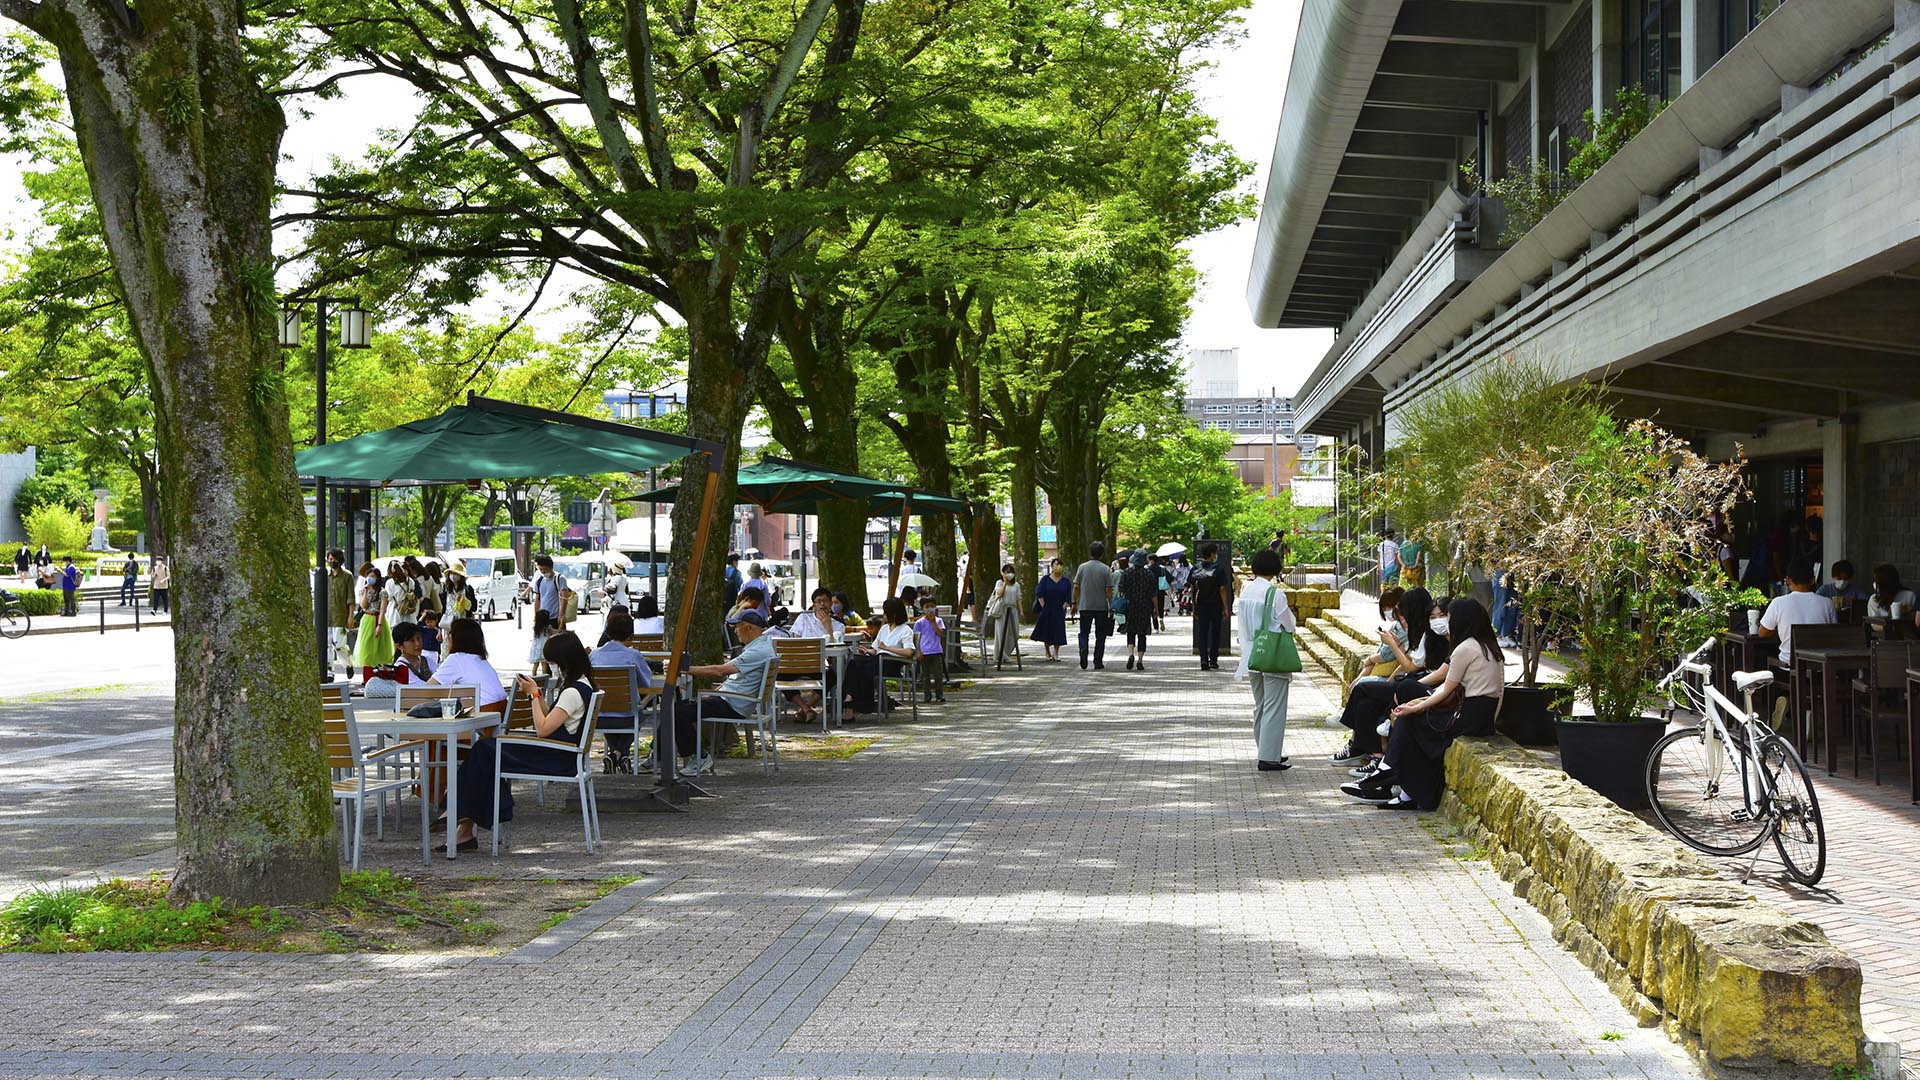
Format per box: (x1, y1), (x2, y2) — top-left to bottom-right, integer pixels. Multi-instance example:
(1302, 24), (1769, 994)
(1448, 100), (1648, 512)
(1246, 0), (1557, 331)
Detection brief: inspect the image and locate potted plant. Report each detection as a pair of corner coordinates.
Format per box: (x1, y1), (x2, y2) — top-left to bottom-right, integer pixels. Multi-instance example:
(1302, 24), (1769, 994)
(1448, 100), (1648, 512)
(1451, 414), (1747, 808)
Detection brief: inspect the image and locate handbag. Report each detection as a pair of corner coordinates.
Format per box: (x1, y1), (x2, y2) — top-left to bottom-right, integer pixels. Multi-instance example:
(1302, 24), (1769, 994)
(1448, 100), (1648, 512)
(1246, 586), (1302, 674)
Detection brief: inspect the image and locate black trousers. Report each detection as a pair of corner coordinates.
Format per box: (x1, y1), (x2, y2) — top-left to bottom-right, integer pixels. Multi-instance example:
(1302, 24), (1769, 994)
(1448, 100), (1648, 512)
(1193, 606), (1224, 664)
(450, 738), (575, 828)
(1340, 675), (1429, 754)
(1078, 610), (1113, 664)
(1382, 696), (1498, 809)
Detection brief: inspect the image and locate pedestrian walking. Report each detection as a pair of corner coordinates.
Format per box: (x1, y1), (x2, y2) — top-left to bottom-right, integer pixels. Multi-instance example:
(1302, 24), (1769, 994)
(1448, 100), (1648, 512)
(603, 561), (632, 611)
(59, 555), (80, 616)
(352, 562), (394, 670)
(34, 544), (51, 572)
(1030, 559), (1070, 661)
(325, 549), (354, 669)
(1170, 557), (1191, 615)
(1151, 554), (1171, 630)
(12, 544), (28, 583)
(149, 556), (170, 614)
(118, 557), (139, 606)
(1069, 541), (1114, 669)
(1237, 547), (1296, 770)
(722, 552), (743, 610)
(1118, 550), (1157, 671)
(531, 554), (565, 629)
(913, 597), (946, 702)
(1379, 530), (1401, 587)
(984, 562), (1022, 669)
(1191, 543), (1231, 670)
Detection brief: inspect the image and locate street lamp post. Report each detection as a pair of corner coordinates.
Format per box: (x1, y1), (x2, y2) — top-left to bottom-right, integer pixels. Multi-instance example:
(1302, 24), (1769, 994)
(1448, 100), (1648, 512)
(280, 297), (373, 680)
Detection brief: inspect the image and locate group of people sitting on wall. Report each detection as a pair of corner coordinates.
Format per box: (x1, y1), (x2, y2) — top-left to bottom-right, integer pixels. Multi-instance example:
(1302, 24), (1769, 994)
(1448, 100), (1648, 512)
(1320, 586), (1507, 811)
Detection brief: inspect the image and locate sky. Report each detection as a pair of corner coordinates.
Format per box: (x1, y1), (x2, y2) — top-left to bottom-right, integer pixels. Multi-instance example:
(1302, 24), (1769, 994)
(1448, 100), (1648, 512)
(0, 2), (1333, 398)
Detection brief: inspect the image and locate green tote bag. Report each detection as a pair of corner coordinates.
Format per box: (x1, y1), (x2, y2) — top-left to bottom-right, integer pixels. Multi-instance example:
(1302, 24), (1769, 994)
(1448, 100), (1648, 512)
(1246, 585), (1302, 674)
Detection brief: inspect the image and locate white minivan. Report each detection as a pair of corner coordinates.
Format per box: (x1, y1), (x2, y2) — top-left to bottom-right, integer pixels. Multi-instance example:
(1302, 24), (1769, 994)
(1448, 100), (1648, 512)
(440, 547), (523, 620)
(551, 555), (610, 614)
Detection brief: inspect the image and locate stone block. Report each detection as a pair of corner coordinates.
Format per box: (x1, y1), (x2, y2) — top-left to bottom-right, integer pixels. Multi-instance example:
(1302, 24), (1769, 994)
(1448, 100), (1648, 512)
(1443, 737), (1863, 1071)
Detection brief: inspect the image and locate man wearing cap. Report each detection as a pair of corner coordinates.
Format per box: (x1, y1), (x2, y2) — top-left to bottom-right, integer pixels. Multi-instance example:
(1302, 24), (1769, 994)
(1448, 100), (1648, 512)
(677, 609), (777, 760)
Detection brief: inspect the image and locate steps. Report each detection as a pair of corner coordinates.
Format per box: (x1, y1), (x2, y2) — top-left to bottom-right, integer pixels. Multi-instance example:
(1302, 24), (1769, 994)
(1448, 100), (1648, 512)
(1297, 608), (1377, 705)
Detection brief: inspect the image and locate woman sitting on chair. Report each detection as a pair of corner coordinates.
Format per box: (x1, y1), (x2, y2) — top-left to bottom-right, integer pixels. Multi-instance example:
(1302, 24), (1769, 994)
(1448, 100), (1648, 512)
(438, 632), (596, 853)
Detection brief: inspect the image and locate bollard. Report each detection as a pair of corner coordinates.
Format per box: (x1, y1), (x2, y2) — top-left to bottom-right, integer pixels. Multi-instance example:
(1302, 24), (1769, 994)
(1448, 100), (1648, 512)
(99, 597), (105, 634)
(134, 596), (140, 632)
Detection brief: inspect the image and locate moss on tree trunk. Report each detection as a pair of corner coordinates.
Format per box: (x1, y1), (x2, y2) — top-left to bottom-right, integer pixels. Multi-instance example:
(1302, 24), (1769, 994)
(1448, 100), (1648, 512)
(11, 0), (339, 904)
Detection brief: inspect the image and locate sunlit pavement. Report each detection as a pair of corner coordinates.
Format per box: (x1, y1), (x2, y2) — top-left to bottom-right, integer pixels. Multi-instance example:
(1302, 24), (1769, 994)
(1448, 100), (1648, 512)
(0, 620), (1698, 1079)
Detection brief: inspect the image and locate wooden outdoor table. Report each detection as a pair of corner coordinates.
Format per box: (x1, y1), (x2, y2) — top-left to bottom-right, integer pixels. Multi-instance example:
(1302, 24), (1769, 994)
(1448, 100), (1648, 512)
(351, 710), (500, 863)
(1908, 667), (1920, 804)
(1791, 645), (1873, 776)
(1719, 630), (1773, 704)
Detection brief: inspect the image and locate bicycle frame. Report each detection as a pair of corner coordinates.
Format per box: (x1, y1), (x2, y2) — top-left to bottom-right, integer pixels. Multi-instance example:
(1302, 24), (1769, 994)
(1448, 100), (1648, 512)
(1662, 640), (1781, 823)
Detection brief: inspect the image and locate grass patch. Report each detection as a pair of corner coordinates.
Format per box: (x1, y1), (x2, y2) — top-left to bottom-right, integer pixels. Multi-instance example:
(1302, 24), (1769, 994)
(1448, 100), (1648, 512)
(0, 682), (133, 706)
(719, 735), (879, 761)
(0, 870), (636, 955)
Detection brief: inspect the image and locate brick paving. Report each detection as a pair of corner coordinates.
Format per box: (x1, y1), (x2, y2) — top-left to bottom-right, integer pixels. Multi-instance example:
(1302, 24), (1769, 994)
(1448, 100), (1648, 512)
(0, 631), (1700, 1079)
(1718, 748), (1920, 1074)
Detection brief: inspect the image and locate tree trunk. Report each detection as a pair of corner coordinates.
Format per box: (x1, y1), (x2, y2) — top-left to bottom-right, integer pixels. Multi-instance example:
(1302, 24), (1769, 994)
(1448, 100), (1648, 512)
(1009, 455), (1039, 591)
(22, 0), (338, 903)
(134, 456), (166, 556)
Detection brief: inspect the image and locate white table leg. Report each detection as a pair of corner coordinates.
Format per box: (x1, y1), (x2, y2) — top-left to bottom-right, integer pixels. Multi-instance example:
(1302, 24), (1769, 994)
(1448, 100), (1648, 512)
(419, 747), (430, 865)
(444, 732), (459, 860)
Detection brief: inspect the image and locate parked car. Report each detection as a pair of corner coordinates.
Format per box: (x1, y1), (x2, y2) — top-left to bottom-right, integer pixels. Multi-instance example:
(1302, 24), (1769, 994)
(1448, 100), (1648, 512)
(440, 547), (523, 620)
(551, 555), (611, 614)
(759, 559), (797, 607)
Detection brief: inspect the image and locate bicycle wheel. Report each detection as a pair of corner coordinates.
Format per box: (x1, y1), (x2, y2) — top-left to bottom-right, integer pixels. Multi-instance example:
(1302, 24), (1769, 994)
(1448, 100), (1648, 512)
(0, 606), (26, 640)
(1760, 736), (1826, 886)
(1645, 727), (1770, 856)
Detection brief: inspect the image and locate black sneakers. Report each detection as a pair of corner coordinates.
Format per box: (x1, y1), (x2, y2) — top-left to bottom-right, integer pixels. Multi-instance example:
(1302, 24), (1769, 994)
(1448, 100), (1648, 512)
(1257, 759), (1292, 771)
(1328, 741), (1367, 767)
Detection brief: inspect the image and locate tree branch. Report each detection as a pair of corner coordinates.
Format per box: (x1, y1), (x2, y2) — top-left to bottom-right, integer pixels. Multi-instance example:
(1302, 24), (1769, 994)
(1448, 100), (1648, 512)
(0, 0), (52, 35)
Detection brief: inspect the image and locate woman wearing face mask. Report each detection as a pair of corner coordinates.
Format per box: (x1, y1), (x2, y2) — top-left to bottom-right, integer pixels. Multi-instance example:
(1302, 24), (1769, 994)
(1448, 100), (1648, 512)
(831, 592), (865, 629)
(1329, 588), (1451, 770)
(984, 562), (1023, 669)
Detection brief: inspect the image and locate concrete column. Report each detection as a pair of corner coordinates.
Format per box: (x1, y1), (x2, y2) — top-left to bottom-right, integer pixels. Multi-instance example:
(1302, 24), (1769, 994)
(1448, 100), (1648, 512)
(1822, 420), (1864, 582)
(1528, 44), (1550, 167)
(1679, 0), (1720, 92)
(1593, 0), (1623, 115)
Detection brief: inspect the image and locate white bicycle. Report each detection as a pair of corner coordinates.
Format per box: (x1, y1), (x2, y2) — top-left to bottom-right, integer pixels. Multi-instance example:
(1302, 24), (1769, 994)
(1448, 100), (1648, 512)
(1644, 638), (1826, 885)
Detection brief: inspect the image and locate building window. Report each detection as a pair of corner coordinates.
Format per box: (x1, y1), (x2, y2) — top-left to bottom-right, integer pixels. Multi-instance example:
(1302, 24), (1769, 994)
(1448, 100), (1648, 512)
(1203, 404), (1229, 415)
(1622, 0), (1682, 102)
(1720, 0), (1780, 56)
(1237, 403), (1258, 414)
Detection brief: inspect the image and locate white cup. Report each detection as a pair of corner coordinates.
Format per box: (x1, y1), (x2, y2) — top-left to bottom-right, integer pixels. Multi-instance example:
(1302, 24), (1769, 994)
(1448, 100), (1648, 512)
(831, 626), (844, 644)
(1747, 609), (1761, 635)
(439, 697), (460, 719)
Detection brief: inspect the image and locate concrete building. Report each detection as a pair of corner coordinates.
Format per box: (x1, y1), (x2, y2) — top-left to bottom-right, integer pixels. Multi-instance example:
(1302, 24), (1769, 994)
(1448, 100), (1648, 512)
(1250, 0), (1920, 576)
(1187, 347), (1242, 398)
(0, 448), (34, 542)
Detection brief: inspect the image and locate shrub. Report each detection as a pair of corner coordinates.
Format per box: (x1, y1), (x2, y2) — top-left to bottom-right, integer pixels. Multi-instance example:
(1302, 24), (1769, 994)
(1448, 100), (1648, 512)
(23, 504), (89, 555)
(1465, 88), (1666, 246)
(8, 590), (61, 616)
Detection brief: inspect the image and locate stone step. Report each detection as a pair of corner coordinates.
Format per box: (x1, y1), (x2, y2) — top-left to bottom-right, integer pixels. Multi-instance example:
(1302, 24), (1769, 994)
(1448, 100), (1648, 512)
(1323, 608), (1382, 651)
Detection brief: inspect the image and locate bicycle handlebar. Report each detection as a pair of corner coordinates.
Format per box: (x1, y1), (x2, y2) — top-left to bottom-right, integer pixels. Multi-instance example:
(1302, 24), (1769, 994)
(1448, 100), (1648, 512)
(1657, 637), (1719, 691)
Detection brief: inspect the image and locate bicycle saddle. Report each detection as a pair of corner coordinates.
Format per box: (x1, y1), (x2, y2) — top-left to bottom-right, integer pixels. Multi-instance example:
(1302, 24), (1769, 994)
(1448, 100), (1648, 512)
(1732, 670), (1774, 692)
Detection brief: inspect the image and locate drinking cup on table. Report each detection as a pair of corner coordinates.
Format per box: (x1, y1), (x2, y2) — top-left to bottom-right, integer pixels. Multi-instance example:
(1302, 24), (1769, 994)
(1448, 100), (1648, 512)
(1747, 609), (1761, 635)
(439, 697), (460, 719)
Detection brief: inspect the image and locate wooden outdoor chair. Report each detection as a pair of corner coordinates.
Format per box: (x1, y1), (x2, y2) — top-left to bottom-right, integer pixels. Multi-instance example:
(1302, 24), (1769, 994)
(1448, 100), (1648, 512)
(324, 701), (415, 871)
(772, 637), (830, 734)
(591, 664), (661, 774)
(1848, 640), (1914, 784)
(691, 659), (780, 775)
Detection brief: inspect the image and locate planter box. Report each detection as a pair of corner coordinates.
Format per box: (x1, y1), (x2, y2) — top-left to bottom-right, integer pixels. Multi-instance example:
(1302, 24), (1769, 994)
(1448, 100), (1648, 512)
(1494, 684), (1567, 746)
(1556, 716), (1666, 811)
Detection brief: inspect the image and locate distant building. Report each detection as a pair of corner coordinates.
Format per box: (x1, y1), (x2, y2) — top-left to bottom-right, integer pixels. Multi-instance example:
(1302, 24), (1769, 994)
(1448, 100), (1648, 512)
(1185, 394), (1297, 438)
(603, 388), (683, 420)
(0, 448), (34, 541)
(1187, 347), (1240, 399)
(1226, 437), (1300, 493)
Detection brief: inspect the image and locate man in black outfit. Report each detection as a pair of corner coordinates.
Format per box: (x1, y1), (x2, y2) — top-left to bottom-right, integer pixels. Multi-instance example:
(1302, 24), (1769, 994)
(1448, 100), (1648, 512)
(1192, 543), (1230, 670)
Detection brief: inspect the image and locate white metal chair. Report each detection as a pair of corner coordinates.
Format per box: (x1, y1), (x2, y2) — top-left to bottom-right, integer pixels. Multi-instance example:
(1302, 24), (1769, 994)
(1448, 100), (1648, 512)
(876, 647), (919, 721)
(324, 700), (416, 870)
(691, 659), (780, 774)
(491, 689), (607, 855)
(772, 637), (830, 733)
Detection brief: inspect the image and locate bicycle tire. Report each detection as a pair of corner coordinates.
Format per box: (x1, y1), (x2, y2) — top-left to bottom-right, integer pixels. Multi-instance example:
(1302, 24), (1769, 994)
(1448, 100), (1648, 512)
(1645, 727), (1770, 856)
(1760, 736), (1826, 886)
(0, 606), (26, 640)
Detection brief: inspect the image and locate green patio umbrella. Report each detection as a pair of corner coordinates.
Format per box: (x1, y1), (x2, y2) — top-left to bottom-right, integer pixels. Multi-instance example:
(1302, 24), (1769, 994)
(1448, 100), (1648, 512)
(295, 395), (706, 483)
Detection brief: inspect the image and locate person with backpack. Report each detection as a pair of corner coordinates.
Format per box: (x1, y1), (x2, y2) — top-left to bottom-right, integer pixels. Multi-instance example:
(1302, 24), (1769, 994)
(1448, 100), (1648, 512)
(118, 557), (139, 606)
(58, 555), (80, 616)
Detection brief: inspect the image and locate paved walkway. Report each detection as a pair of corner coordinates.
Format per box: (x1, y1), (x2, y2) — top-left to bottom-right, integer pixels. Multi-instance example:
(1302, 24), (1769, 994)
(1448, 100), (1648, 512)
(0, 633), (1697, 1079)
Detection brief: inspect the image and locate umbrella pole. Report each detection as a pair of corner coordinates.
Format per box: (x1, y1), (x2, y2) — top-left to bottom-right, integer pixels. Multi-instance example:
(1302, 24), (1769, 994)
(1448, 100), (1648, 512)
(965, 506), (986, 625)
(888, 495), (915, 599)
(647, 457), (723, 810)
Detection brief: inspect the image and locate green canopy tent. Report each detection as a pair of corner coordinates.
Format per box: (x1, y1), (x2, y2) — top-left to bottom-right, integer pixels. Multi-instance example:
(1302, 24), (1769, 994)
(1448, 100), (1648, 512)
(628, 459), (974, 602)
(295, 394), (725, 808)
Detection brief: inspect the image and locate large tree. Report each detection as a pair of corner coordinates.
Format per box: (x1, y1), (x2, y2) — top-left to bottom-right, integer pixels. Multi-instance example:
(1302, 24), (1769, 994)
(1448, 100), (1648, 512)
(0, 3), (337, 903)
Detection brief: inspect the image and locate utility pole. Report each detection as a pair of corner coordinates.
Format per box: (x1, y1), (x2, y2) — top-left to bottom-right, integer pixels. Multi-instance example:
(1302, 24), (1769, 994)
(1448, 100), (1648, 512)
(1269, 386), (1280, 497)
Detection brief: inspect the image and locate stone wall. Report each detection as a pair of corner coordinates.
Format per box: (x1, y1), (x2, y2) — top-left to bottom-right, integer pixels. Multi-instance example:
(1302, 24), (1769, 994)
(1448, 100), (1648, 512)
(1550, 5), (1594, 143)
(1502, 81), (1533, 169)
(1864, 439), (1920, 576)
(1441, 736), (1864, 1073)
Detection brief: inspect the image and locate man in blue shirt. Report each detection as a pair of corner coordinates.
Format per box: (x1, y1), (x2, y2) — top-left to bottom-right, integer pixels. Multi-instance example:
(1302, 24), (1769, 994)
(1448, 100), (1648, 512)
(59, 556), (80, 616)
(1815, 559), (1872, 603)
(722, 553), (743, 609)
(676, 610), (775, 763)
(532, 554), (564, 627)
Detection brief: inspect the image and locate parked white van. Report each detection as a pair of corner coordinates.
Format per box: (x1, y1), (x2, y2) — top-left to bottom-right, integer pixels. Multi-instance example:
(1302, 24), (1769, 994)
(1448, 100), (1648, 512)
(440, 547), (523, 620)
(551, 555), (611, 614)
